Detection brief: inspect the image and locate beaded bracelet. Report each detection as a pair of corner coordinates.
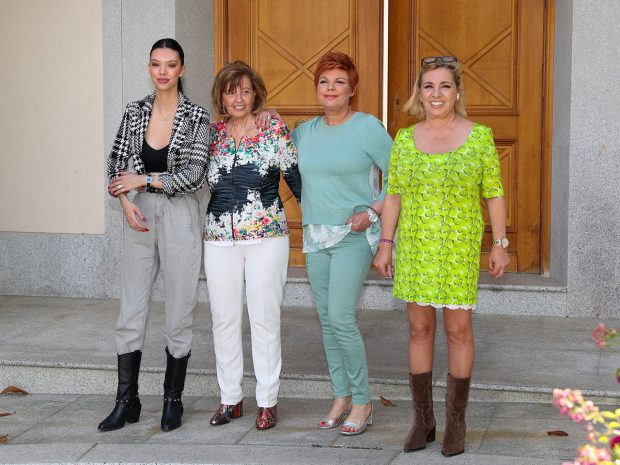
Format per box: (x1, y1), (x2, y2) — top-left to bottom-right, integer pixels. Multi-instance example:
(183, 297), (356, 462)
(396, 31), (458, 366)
(379, 238), (394, 244)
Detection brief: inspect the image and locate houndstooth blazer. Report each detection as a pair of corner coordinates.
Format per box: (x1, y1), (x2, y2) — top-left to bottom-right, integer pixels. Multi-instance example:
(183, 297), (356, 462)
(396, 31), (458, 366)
(107, 92), (211, 197)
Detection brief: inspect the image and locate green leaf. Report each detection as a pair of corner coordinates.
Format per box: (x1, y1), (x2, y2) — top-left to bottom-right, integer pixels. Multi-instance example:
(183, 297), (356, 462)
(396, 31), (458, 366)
(602, 411), (617, 419)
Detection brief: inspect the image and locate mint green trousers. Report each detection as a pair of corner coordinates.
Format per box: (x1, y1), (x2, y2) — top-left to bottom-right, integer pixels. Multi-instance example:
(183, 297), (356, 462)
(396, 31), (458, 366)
(306, 232), (372, 404)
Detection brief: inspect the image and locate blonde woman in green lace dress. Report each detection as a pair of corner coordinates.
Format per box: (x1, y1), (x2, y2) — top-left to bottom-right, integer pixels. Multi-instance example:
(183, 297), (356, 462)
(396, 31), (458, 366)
(373, 56), (509, 457)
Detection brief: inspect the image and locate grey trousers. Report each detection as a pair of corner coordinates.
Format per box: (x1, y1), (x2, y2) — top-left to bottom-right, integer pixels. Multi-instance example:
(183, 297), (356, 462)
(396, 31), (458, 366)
(115, 192), (201, 358)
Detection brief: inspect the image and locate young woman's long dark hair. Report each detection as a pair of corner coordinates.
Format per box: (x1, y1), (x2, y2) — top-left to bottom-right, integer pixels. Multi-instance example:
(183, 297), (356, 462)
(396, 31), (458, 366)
(150, 38), (185, 94)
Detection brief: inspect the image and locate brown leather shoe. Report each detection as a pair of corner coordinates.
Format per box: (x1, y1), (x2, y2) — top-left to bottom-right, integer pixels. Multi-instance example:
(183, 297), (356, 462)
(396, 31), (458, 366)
(255, 405), (277, 430)
(441, 374), (471, 457)
(209, 400), (243, 426)
(404, 372), (436, 452)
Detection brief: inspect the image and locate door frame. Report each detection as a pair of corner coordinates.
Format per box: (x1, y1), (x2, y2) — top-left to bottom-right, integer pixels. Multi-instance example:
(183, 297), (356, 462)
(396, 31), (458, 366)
(214, 0), (227, 75)
(541, 0), (555, 276)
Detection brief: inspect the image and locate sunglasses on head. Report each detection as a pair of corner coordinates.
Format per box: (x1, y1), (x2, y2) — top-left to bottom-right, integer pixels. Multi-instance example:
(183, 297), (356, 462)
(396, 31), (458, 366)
(420, 56), (458, 69)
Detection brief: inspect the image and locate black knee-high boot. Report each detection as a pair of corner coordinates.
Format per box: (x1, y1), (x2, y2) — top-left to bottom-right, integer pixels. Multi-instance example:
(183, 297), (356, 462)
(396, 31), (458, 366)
(98, 350), (142, 431)
(161, 347), (191, 431)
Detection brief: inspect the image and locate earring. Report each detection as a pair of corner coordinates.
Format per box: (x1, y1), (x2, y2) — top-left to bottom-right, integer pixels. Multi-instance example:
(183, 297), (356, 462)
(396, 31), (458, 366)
(456, 93), (460, 101)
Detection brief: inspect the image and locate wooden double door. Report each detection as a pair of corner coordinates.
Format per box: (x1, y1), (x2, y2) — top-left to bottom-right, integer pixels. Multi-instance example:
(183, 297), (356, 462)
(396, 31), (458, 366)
(215, 0), (549, 273)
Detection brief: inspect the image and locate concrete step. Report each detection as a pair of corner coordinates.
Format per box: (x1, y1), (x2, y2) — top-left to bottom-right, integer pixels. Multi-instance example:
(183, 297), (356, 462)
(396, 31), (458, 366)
(1, 296), (618, 404)
(191, 268), (571, 316)
(3, 360), (618, 405)
(277, 268), (569, 316)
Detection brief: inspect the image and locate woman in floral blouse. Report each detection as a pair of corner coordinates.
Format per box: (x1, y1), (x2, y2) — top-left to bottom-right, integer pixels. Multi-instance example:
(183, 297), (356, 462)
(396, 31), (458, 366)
(204, 61), (301, 431)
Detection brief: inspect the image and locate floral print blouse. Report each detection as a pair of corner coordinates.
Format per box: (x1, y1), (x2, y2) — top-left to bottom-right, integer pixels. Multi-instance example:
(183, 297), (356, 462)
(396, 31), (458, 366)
(203, 118), (302, 242)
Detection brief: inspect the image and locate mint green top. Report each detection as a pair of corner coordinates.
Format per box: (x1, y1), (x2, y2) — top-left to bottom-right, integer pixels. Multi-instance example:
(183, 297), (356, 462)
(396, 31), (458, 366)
(292, 112), (392, 252)
(387, 123), (504, 306)
(301, 163), (380, 253)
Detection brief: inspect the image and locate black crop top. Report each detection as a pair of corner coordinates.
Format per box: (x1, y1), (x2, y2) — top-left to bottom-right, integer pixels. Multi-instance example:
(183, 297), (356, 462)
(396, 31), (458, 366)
(141, 138), (168, 173)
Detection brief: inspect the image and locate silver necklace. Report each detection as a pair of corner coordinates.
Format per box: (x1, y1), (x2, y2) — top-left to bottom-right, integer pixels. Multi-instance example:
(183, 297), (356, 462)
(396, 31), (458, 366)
(155, 100), (177, 123)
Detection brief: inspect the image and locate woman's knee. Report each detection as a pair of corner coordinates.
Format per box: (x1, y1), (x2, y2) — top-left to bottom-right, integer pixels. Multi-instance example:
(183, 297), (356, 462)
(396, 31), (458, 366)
(409, 321), (435, 341)
(444, 321), (473, 346)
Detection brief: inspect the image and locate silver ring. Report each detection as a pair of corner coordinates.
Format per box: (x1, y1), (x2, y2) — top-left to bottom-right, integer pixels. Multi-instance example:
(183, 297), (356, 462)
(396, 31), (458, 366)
(117, 185), (123, 189)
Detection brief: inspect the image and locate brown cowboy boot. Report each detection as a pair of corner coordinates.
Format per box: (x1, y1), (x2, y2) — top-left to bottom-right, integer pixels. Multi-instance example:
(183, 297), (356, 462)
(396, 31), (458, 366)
(404, 372), (436, 452)
(441, 374), (471, 457)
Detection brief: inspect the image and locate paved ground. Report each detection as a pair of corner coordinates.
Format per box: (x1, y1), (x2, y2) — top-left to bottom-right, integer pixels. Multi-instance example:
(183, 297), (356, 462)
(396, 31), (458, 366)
(0, 295), (618, 464)
(0, 394), (597, 465)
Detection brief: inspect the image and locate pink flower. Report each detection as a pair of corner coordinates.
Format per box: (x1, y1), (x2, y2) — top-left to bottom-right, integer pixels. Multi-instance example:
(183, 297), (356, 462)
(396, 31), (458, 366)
(593, 324), (608, 348)
(553, 388), (585, 416)
(570, 412), (585, 423)
(592, 324), (617, 349)
(553, 389), (602, 428)
(581, 400), (599, 417)
(557, 325), (619, 465)
(575, 444), (611, 464)
(262, 217), (271, 224)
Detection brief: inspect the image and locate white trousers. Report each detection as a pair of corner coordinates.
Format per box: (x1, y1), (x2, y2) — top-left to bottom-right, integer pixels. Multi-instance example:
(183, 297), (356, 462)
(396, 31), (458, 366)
(204, 236), (289, 407)
(116, 192), (201, 358)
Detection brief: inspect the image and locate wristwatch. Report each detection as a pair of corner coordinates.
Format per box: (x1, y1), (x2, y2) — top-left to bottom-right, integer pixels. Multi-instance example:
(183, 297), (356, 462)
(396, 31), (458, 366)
(492, 237), (509, 248)
(367, 208), (379, 223)
(145, 175), (153, 188)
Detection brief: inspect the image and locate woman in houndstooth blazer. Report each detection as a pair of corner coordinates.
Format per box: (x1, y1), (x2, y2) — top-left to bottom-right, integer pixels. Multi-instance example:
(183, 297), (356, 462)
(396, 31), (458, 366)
(99, 38), (210, 433)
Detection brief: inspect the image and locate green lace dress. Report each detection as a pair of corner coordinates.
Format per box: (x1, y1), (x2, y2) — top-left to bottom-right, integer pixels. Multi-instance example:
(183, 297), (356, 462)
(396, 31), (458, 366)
(386, 123), (504, 309)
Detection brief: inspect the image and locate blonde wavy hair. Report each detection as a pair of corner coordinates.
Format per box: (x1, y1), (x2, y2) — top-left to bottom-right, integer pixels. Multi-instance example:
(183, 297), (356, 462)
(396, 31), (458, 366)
(403, 57), (467, 119)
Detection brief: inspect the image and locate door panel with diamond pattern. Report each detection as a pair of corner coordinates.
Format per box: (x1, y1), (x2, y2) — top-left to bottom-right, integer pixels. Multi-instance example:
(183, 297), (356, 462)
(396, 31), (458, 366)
(388, 0), (545, 273)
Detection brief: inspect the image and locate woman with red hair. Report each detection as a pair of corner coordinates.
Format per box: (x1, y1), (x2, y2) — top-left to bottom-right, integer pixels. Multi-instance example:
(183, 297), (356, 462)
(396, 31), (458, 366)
(293, 51), (392, 436)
